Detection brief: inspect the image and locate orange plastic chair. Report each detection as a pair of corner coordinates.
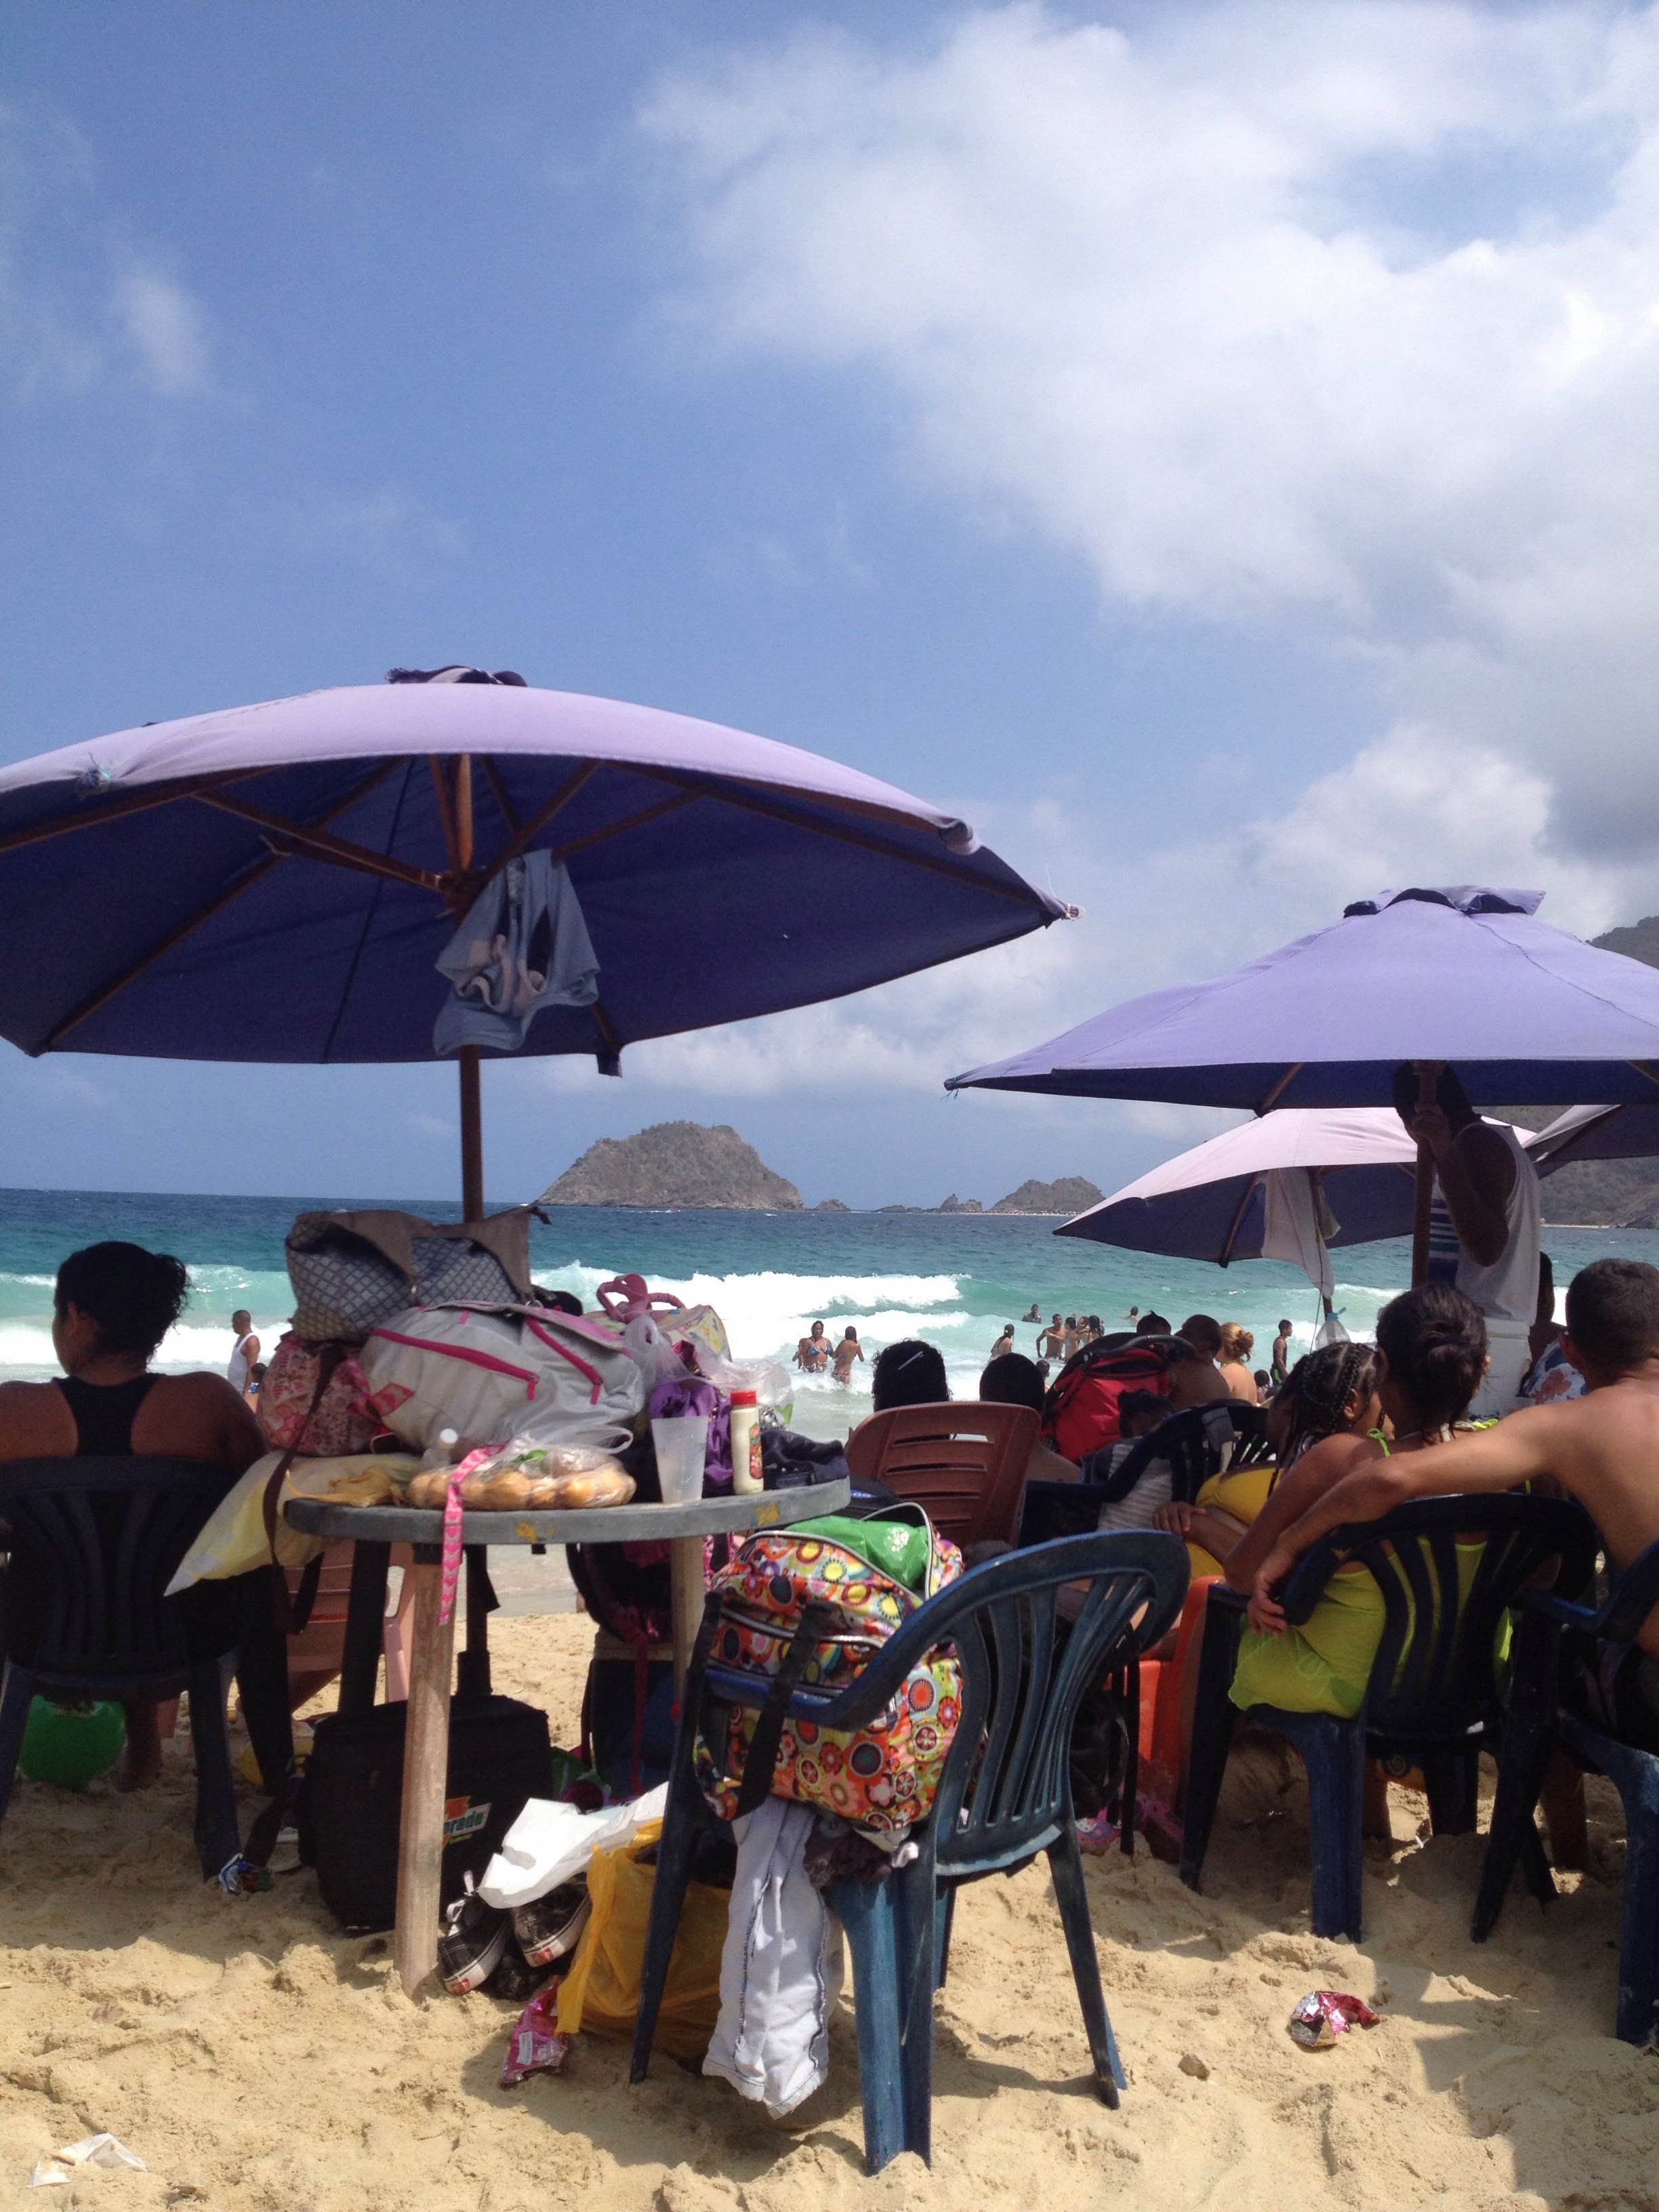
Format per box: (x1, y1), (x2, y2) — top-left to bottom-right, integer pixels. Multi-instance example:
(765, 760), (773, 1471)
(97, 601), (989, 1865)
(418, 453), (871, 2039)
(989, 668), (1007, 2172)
(845, 1402), (1039, 1551)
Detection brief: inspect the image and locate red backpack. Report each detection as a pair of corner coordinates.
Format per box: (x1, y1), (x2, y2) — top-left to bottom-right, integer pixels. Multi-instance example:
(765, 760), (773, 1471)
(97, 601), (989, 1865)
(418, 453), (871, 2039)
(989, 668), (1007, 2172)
(1042, 1336), (1170, 1463)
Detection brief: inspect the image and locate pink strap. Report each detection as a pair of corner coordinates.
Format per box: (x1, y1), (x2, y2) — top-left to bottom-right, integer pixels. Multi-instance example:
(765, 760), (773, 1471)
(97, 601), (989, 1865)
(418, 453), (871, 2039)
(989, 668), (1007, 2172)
(519, 1315), (602, 1404)
(439, 1450), (492, 1624)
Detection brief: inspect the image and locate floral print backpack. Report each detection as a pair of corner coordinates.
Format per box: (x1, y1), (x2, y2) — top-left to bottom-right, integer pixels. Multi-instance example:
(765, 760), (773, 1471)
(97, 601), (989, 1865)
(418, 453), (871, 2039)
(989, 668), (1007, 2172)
(695, 1509), (963, 1841)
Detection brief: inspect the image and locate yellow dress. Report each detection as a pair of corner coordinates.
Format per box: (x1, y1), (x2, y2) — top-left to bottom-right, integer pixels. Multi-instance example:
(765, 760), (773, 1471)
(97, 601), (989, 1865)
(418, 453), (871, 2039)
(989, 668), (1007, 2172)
(1228, 1429), (1499, 1719)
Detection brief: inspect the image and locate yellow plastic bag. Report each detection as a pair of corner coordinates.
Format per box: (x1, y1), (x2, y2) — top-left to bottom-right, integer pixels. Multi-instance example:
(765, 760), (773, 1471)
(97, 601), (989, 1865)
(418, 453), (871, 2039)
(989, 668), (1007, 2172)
(555, 1818), (727, 2060)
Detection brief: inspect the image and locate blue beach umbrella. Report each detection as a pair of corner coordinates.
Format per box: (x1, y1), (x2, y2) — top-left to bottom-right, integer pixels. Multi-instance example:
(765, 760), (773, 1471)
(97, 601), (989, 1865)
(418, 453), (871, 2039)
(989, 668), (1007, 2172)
(0, 669), (1073, 1206)
(949, 886), (1659, 1280)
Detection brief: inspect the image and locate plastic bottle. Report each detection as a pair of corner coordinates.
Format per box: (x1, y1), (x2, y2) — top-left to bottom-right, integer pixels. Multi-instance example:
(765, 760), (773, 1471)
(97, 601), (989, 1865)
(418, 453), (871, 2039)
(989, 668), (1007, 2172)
(419, 1427), (460, 1473)
(729, 1389), (763, 1496)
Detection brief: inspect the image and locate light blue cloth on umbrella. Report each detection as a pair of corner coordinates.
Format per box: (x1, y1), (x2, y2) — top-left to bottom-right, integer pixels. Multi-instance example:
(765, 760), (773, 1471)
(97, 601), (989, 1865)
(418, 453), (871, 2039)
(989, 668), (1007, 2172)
(433, 850), (600, 1057)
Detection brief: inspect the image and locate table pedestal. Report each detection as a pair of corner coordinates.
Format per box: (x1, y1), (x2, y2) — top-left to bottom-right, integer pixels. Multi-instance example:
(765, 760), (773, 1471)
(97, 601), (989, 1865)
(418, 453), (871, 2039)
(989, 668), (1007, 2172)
(392, 1545), (455, 1996)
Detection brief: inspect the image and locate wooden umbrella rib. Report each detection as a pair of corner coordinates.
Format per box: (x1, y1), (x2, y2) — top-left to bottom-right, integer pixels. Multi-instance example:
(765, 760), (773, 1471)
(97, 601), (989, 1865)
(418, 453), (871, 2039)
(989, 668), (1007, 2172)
(479, 756), (520, 834)
(194, 791), (440, 893)
(38, 763), (403, 1050)
(544, 792), (695, 867)
(623, 767), (1049, 907)
(428, 757), (460, 872)
(0, 766), (279, 858)
(1216, 1176), (1260, 1267)
(1256, 1064), (1304, 1113)
(491, 762), (599, 870)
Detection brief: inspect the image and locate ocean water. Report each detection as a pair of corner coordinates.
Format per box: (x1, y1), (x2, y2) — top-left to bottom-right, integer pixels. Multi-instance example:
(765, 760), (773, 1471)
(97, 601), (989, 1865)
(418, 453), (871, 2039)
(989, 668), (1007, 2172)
(1, 1189), (1651, 1441)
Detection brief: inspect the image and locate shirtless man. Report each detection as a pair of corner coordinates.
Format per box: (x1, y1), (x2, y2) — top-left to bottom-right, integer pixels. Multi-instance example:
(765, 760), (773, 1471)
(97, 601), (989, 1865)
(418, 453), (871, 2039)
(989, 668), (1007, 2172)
(794, 1320), (830, 1374)
(1247, 1258), (1659, 1738)
(832, 1326), (864, 1385)
(1038, 1312), (1067, 1360)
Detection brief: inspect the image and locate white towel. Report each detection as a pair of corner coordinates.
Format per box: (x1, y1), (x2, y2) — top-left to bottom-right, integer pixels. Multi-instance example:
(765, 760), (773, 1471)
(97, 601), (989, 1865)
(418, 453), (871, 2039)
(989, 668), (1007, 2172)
(703, 1799), (839, 2118)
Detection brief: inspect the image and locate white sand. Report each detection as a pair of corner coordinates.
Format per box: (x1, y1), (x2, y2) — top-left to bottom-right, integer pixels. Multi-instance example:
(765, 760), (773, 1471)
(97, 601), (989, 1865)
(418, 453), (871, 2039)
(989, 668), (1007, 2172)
(1, 1614), (1653, 2211)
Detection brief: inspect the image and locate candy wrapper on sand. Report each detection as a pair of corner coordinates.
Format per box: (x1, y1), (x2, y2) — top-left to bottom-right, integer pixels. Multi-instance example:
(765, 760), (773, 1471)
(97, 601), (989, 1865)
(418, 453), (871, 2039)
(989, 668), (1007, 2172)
(501, 1985), (569, 2087)
(1288, 1990), (1380, 2049)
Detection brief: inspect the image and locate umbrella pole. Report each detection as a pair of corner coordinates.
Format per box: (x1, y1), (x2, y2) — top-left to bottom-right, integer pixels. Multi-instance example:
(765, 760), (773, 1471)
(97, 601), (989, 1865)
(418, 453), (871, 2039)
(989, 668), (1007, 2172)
(1410, 1060), (1444, 1286)
(459, 1047), (484, 1221)
(451, 756), (485, 1223)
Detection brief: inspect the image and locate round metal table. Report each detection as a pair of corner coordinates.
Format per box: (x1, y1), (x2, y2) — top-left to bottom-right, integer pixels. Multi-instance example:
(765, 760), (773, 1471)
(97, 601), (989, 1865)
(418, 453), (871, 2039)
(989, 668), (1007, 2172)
(286, 1477), (849, 1994)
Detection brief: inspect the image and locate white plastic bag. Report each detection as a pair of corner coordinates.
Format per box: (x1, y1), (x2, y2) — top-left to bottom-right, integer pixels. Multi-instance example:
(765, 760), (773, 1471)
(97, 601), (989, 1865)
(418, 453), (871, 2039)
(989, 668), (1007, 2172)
(478, 1784), (669, 1909)
(699, 1352), (794, 1427)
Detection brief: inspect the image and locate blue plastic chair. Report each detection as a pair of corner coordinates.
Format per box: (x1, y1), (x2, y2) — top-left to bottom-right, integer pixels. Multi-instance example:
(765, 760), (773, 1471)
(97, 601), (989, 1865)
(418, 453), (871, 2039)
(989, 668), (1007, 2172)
(1473, 1539), (1659, 2045)
(1180, 1495), (1595, 1942)
(0, 1456), (246, 1881)
(628, 1530), (1189, 2173)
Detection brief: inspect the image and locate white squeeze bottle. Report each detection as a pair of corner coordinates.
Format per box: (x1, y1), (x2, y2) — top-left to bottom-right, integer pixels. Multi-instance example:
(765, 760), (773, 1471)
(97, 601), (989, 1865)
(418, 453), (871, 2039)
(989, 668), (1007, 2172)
(729, 1389), (763, 1496)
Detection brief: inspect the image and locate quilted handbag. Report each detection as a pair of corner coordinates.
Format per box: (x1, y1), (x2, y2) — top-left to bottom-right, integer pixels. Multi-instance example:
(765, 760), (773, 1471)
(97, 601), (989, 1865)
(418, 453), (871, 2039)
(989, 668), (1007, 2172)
(284, 1208), (535, 1345)
(695, 1510), (963, 1841)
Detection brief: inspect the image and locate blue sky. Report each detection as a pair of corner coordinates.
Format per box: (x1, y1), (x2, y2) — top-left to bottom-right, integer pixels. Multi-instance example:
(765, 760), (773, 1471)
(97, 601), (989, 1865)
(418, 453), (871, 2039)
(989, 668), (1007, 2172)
(6, 2), (1659, 1206)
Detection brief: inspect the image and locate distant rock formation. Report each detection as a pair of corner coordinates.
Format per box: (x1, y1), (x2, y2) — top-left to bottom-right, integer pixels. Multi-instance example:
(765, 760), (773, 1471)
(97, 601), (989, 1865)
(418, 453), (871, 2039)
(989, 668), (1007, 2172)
(538, 1122), (802, 1210)
(814, 1197), (849, 1212)
(989, 1175), (1105, 1216)
(937, 1193), (984, 1213)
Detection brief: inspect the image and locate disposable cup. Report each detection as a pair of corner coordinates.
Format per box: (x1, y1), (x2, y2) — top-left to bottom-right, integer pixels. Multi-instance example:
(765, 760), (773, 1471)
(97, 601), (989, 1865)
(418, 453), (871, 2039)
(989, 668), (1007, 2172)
(651, 1415), (710, 1505)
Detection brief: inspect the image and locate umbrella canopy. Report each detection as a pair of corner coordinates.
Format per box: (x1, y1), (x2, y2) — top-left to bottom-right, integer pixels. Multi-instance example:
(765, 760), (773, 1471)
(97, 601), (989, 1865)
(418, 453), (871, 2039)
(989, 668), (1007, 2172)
(1528, 1100), (1659, 1168)
(947, 886), (1659, 1111)
(1056, 1107), (1425, 1266)
(0, 678), (1069, 1070)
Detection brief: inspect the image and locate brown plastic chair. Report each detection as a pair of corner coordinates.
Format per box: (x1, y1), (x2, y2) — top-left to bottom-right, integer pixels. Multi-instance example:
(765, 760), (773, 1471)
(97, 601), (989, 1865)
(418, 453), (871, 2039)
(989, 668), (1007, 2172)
(285, 1541), (415, 1709)
(844, 1402), (1039, 1550)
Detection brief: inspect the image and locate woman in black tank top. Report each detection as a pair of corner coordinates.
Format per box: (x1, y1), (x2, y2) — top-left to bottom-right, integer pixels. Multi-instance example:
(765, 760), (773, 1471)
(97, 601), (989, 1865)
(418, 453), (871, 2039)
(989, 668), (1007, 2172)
(54, 1373), (161, 1456)
(1, 1243), (272, 1791)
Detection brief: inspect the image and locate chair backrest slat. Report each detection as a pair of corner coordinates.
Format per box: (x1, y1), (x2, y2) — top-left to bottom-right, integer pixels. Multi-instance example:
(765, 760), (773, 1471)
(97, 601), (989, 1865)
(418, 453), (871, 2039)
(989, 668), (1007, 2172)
(845, 1403), (1040, 1550)
(1, 1456), (241, 1683)
(1280, 1494), (1596, 1740)
(917, 1534), (1188, 1867)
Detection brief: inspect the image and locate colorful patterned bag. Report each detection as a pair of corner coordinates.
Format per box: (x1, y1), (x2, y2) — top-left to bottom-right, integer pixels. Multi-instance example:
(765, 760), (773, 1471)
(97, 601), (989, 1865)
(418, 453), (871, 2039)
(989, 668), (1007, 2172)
(257, 1333), (380, 1456)
(695, 1511), (963, 1840)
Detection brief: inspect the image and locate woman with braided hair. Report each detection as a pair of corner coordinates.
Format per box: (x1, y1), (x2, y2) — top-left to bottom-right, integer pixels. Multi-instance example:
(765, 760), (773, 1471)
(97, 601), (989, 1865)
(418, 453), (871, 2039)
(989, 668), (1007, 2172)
(1227, 1283), (1488, 1719)
(1156, 1340), (1383, 1580)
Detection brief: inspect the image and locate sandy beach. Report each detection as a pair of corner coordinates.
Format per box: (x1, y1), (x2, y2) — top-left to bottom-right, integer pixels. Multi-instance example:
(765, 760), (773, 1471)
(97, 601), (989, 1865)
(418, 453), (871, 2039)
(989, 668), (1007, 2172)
(1, 1610), (1652, 2212)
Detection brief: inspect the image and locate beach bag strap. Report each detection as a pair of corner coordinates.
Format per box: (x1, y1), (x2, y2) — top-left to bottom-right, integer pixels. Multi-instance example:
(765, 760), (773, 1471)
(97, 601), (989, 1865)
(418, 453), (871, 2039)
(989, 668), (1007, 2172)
(261, 1345), (347, 1634)
(731, 1599), (836, 1820)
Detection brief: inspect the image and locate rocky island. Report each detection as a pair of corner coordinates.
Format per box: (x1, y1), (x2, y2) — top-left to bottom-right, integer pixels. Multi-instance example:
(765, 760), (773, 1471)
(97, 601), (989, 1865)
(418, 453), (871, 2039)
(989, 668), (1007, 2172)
(537, 1121), (803, 1210)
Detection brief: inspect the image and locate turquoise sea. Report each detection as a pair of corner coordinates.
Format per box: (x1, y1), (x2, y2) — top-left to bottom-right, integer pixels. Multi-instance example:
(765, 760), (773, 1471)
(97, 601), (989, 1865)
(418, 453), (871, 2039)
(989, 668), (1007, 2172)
(1, 1189), (1651, 1439)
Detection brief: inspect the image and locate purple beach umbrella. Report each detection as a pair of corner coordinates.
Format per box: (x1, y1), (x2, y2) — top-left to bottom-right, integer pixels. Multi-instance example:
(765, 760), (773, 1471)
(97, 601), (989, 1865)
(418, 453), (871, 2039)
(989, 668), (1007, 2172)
(0, 669), (1072, 1208)
(948, 886), (1659, 1280)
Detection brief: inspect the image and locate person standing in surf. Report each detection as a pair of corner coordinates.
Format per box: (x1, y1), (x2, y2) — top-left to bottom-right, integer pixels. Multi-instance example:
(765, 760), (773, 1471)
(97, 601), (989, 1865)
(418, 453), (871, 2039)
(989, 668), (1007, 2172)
(832, 1326), (864, 1385)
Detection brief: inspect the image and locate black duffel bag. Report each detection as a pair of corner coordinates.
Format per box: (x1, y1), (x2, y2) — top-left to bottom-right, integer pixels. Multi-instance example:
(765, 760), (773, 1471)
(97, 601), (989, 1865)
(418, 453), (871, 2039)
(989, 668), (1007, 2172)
(300, 1694), (553, 1931)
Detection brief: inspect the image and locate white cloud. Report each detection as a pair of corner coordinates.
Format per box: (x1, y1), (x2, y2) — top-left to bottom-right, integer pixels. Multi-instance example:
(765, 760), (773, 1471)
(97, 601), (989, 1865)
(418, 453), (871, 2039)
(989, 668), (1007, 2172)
(286, 485), (465, 581)
(0, 104), (212, 403)
(114, 267), (211, 396)
(644, 0), (1659, 899)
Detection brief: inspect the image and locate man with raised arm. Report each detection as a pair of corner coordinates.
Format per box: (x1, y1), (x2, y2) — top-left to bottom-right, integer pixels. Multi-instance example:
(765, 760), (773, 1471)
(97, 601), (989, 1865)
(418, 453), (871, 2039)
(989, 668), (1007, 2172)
(1247, 1258), (1659, 1742)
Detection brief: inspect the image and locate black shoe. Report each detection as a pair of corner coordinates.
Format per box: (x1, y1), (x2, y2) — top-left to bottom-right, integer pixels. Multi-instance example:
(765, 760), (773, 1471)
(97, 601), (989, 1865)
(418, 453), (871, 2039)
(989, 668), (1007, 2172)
(512, 1883), (590, 1970)
(438, 1877), (509, 1996)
